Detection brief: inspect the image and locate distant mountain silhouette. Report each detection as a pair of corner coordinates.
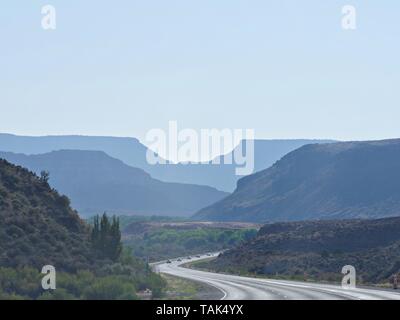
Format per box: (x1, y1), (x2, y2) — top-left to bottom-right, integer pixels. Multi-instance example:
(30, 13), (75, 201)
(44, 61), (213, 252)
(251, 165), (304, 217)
(148, 139), (335, 192)
(194, 139), (400, 222)
(0, 133), (152, 169)
(0, 150), (228, 217)
(0, 133), (333, 191)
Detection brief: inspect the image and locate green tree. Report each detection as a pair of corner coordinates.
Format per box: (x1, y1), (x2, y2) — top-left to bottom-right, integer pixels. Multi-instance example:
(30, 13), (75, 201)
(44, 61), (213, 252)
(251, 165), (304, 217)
(91, 213), (122, 261)
(40, 170), (50, 183)
(109, 216), (122, 261)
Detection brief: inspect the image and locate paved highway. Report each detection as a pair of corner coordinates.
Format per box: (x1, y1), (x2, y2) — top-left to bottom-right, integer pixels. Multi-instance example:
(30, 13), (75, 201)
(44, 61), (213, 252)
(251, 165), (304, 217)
(153, 253), (400, 300)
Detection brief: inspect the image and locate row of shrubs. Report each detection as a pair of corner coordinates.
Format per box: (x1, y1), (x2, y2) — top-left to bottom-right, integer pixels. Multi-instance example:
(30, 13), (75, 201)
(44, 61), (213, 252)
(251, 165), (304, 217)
(0, 250), (166, 300)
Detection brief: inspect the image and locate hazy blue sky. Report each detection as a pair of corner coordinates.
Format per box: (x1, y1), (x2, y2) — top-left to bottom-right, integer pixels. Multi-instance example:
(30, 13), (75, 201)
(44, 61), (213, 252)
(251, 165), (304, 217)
(1, 1), (399, 142)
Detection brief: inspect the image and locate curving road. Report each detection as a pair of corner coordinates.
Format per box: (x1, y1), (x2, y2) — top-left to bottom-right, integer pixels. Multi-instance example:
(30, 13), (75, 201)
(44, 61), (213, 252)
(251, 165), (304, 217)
(153, 253), (400, 300)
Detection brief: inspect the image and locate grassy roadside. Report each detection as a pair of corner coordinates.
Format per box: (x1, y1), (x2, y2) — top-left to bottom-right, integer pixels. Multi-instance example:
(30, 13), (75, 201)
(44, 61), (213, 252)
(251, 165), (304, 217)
(188, 257), (349, 285)
(185, 257), (397, 291)
(160, 273), (222, 300)
(181, 257), (217, 271)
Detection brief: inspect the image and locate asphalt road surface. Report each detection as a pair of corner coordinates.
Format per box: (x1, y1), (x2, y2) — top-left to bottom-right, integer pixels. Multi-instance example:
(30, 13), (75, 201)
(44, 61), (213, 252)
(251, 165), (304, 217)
(153, 253), (400, 300)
